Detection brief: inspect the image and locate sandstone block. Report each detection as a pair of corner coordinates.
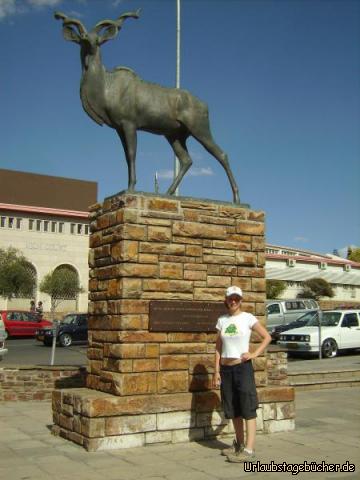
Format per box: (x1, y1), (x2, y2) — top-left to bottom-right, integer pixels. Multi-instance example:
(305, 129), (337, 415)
(146, 198), (179, 212)
(160, 262), (183, 279)
(194, 391), (222, 412)
(252, 277), (266, 292)
(148, 226), (171, 242)
(236, 221), (264, 235)
(145, 344), (160, 358)
(193, 288), (224, 301)
(185, 245), (203, 257)
(103, 358), (133, 373)
(111, 240), (138, 262)
(157, 410), (196, 430)
(207, 276), (231, 288)
(189, 354), (215, 373)
(133, 359), (159, 372)
(184, 270), (207, 281)
(262, 403), (276, 420)
(160, 355), (188, 370)
(173, 221), (227, 239)
(160, 343), (207, 355)
(196, 410), (226, 427)
(116, 263), (158, 278)
(104, 343), (145, 359)
(258, 386), (295, 403)
(157, 371), (188, 394)
(105, 414), (156, 435)
(81, 417), (105, 438)
(168, 333), (207, 343)
(85, 433), (145, 451)
(276, 402), (295, 420)
(235, 252), (257, 266)
(140, 242), (185, 255)
(138, 253), (159, 263)
(143, 279), (193, 293)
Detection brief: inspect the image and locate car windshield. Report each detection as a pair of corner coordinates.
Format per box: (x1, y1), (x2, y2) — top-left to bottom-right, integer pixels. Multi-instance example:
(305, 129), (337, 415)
(293, 311), (318, 325)
(61, 315), (78, 325)
(306, 312), (342, 327)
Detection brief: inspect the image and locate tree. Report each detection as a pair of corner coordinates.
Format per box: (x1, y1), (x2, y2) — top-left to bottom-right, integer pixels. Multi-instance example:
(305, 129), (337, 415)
(266, 280), (286, 299)
(40, 266), (83, 312)
(0, 247), (36, 299)
(298, 278), (334, 301)
(347, 247), (360, 263)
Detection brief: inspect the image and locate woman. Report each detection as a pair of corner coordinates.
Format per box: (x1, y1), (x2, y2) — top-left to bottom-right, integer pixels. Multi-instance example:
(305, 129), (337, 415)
(213, 285), (271, 463)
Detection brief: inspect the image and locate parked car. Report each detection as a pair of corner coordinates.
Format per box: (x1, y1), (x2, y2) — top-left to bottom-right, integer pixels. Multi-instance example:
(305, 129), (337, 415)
(0, 315), (8, 360)
(0, 310), (52, 338)
(266, 298), (319, 330)
(35, 313), (88, 347)
(277, 309), (360, 358)
(270, 309), (319, 343)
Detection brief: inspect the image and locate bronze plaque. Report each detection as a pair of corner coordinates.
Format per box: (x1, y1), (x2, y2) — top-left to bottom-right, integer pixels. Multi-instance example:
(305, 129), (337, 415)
(149, 300), (227, 332)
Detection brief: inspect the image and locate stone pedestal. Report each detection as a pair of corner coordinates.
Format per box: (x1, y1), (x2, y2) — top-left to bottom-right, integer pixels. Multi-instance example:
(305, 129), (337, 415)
(52, 193), (295, 450)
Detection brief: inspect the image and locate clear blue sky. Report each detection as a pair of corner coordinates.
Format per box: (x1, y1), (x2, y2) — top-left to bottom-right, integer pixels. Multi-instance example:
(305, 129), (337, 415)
(1, 0), (359, 256)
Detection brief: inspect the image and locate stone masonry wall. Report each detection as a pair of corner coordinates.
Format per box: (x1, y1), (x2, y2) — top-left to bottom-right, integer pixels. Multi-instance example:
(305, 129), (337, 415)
(0, 366), (86, 401)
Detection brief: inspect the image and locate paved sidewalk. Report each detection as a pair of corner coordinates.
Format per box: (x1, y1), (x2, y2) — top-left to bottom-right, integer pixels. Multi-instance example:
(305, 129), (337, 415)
(0, 387), (359, 480)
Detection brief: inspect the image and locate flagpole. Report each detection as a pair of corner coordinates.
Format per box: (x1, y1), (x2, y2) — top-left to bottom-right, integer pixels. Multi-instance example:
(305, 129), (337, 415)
(174, 0), (181, 196)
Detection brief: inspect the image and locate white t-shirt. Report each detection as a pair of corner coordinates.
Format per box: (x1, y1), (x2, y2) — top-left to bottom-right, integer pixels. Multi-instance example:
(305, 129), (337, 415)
(216, 312), (258, 359)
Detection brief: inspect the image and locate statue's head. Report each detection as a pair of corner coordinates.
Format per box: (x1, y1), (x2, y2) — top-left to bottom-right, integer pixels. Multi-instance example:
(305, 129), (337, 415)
(54, 10), (141, 62)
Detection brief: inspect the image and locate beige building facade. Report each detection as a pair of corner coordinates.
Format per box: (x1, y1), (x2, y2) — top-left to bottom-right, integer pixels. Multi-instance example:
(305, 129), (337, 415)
(0, 169), (97, 314)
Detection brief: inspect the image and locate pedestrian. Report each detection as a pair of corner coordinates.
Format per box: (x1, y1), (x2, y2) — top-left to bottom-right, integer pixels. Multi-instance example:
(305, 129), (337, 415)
(30, 300), (36, 313)
(213, 286), (271, 463)
(36, 301), (43, 319)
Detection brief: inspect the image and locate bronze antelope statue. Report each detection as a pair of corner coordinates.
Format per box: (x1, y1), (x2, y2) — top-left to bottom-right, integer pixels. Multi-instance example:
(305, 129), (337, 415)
(54, 10), (240, 203)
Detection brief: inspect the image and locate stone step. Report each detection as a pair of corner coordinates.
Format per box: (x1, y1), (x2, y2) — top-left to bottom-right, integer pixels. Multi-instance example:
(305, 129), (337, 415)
(288, 368), (360, 390)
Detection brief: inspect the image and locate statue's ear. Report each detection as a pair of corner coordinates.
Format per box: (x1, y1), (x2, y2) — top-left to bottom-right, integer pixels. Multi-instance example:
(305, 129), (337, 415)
(63, 24), (81, 44)
(94, 22), (119, 45)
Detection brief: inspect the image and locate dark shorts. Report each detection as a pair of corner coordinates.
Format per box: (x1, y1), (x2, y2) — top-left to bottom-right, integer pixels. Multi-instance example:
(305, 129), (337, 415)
(220, 361), (259, 420)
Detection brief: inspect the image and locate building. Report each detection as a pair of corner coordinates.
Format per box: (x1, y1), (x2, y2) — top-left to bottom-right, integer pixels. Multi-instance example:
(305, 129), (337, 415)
(0, 169), (97, 314)
(266, 244), (360, 307)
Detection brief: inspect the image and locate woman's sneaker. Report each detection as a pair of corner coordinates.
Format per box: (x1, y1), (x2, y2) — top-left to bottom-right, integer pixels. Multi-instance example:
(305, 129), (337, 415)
(226, 449), (256, 463)
(221, 439), (244, 456)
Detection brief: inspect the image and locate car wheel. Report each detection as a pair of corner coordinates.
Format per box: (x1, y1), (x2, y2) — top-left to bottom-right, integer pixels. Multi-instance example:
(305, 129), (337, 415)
(59, 333), (72, 347)
(321, 338), (338, 358)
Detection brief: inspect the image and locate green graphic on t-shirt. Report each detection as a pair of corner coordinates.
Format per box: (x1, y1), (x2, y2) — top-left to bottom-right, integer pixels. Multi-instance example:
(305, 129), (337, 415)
(224, 324), (238, 336)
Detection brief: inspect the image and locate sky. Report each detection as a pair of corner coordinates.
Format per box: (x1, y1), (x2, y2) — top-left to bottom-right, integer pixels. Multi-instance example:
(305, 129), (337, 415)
(0, 0), (359, 256)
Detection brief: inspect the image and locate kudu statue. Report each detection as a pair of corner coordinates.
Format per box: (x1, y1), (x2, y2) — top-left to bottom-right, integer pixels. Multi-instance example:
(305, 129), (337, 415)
(54, 10), (240, 203)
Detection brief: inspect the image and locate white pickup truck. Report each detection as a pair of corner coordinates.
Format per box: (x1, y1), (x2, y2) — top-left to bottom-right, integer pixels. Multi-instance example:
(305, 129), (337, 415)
(266, 298), (319, 330)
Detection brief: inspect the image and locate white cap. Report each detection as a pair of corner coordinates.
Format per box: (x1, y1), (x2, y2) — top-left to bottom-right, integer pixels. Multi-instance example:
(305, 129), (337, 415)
(225, 286), (243, 298)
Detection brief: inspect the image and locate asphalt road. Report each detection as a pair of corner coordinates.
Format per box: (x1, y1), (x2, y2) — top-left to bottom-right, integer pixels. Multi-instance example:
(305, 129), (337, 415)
(1, 338), (360, 370)
(1, 338), (87, 366)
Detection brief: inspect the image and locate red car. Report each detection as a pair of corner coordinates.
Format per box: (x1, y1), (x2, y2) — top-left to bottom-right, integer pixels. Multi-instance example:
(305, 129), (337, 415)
(1, 310), (52, 338)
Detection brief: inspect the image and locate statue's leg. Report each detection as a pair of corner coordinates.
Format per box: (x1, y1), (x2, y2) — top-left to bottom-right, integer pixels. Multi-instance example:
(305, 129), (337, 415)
(189, 124), (240, 204)
(117, 126), (137, 191)
(165, 135), (192, 195)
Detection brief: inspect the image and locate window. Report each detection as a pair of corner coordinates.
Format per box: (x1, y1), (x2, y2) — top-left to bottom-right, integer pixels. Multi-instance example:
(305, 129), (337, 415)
(8, 217), (14, 228)
(16, 218), (22, 229)
(77, 224), (83, 234)
(285, 301), (305, 310)
(0, 217), (6, 228)
(85, 225), (89, 235)
(51, 221), (57, 233)
(43, 221), (49, 232)
(36, 220), (42, 231)
(267, 304), (281, 315)
(59, 222), (64, 233)
(342, 314), (359, 328)
(70, 223), (76, 234)
(29, 219), (34, 230)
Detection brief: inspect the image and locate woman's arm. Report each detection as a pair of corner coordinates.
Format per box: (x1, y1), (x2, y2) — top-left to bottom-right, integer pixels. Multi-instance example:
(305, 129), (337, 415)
(241, 321), (271, 361)
(213, 332), (222, 387)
